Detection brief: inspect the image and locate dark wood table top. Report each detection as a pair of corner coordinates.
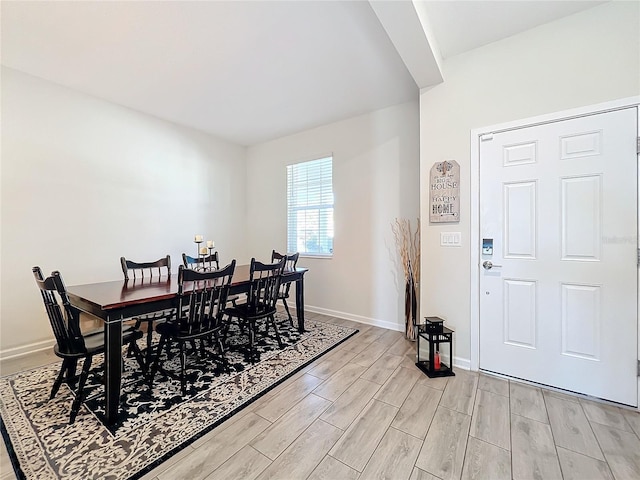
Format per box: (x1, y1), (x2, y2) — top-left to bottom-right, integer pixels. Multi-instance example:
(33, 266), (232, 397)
(67, 265), (307, 311)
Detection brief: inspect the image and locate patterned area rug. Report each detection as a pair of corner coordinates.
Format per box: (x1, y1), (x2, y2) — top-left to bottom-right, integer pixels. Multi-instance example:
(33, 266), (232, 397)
(0, 316), (357, 480)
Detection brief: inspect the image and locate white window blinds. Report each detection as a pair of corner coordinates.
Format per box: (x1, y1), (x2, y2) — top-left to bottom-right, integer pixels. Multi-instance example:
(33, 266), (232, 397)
(287, 156), (334, 257)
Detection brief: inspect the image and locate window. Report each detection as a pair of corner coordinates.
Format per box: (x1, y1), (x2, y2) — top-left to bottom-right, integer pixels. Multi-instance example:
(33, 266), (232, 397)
(287, 156), (334, 257)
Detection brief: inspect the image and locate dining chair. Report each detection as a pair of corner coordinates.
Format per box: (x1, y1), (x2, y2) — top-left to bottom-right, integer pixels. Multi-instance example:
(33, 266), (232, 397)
(182, 252), (220, 271)
(224, 257), (286, 363)
(33, 266), (145, 424)
(271, 250), (299, 326)
(183, 252), (241, 306)
(148, 261), (236, 395)
(120, 255), (173, 364)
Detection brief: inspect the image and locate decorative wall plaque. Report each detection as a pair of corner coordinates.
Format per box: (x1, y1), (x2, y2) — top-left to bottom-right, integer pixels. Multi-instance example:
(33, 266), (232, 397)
(429, 160), (460, 223)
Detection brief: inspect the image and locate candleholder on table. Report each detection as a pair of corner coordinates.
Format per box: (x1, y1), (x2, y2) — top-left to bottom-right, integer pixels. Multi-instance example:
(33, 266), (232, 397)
(193, 235), (217, 270)
(206, 240), (215, 270)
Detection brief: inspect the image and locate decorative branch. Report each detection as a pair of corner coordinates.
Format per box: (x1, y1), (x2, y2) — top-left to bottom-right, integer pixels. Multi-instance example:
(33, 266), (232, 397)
(391, 218), (420, 284)
(392, 218), (421, 340)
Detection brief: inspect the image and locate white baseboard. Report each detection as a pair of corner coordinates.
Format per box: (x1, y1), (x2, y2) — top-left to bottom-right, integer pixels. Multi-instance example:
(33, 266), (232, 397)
(454, 356), (471, 371)
(305, 305), (404, 333)
(0, 339), (54, 361)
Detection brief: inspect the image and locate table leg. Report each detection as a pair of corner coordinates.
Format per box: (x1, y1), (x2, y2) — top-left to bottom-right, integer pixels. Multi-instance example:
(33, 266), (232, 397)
(104, 317), (122, 426)
(295, 275), (306, 332)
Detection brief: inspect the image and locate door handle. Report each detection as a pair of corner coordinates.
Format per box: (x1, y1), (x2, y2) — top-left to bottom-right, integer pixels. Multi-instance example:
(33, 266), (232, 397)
(482, 260), (502, 270)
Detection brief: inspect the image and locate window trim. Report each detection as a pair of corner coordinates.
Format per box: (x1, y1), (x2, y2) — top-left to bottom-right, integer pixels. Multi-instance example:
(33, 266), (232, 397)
(286, 155), (334, 258)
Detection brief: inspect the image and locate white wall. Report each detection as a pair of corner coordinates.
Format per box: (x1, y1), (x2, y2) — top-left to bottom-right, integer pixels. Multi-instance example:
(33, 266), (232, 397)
(419, 1), (640, 367)
(1, 67), (248, 356)
(246, 102), (420, 330)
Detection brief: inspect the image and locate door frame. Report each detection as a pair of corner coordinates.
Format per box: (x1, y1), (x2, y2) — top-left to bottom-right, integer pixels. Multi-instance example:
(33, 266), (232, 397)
(469, 96), (640, 407)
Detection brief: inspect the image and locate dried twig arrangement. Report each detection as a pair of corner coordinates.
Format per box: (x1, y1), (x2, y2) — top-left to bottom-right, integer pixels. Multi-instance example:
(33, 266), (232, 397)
(392, 218), (420, 340)
(392, 218), (420, 282)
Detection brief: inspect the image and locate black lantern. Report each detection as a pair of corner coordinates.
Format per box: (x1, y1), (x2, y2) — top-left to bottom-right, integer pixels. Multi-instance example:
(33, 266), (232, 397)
(415, 316), (455, 378)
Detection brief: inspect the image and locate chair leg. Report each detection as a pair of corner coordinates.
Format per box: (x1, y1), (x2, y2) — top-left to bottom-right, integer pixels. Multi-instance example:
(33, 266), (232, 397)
(148, 335), (167, 387)
(221, 317), (231, 345)
(127, 318), (144, 358)
(179, 342), (187, 396)
(69, 356), (92, 424)
(282, 298), (293, 327)
(165, 337), (173, 359)
(64, 358), (78, 385)
(50, 358), (72, 399)
(128, 337), (147, 374)
(248, 320), (257, 363)
(268, 314), (284, 349)
(213, 329), (230, 373)
(145, 320), (154, 363)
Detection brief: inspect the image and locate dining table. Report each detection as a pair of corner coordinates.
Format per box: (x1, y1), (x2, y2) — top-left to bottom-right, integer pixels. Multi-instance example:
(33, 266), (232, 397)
(65, 264), (308, 426)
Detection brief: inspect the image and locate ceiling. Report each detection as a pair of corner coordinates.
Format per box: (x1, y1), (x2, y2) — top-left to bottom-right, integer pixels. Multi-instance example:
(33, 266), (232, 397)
(1, 1), (606, 146)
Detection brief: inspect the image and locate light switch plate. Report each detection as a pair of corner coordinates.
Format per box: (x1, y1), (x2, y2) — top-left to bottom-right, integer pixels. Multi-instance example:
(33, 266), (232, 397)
(440, 232), (462, 247)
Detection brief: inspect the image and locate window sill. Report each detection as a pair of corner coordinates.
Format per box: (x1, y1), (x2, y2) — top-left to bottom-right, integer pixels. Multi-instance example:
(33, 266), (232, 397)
(299, 254), (332, 260)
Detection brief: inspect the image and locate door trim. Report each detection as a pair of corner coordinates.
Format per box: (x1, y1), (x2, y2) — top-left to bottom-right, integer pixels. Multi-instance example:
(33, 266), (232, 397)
(470, 96), (640, 407)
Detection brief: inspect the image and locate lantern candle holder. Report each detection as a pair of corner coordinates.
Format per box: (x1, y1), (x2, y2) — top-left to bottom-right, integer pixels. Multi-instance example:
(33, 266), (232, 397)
(415, 316), (455, 378)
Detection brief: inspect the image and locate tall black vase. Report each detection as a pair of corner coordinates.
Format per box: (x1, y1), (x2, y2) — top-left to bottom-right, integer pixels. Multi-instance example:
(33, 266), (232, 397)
(404, 268), (417, 341)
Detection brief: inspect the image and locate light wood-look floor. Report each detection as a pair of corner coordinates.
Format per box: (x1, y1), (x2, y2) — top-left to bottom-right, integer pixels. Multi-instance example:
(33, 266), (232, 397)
(2, 312), (640, 480)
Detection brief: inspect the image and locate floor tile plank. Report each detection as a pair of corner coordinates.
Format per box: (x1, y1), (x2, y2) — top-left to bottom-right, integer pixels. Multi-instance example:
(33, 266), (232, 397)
(511, 414), (562, 480)
(320, 378), (380, 430)
(386, 336), (415, 357)
(545, 394), (604, 461)
(461, 437), (511, 480)
(439, 370), (478, 416)
(580, 399), (634, 432)
(350, 341), (388, 367)
(255, 419), (342, 480)
(306, 348), (358, 379)
(510, 382), (548, 424)
(360, 353), (404, 385)
(415, 407), (471, 480)
(359, 427), (422, 480)
(374, 365), (422, 408)
(311, 363), (367, 402)
(469, 388), (510, 450)
(591, 421), (640, 480)
(158, 413), (270, 480)
(328, 399), (398, 472)
(392, 384), (442, 439)
(203, 446), (270, 480)
(620, 408), (640, 438)
(557, 447), (614, 480)
(409, 468), (440, 480)
(307, 456), (359, 480)
(415, 373), (449, 391)
(250, 393), (331, 460)
(253, 374), (324, 422)
(478, 373), (509, 397)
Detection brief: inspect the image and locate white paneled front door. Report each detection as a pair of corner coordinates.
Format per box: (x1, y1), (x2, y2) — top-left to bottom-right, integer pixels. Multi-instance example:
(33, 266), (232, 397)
(479, 107), (638, 406)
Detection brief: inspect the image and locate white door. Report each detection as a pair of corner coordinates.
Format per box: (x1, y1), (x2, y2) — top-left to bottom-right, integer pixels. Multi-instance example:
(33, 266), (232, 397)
(479, 107), (638, 406)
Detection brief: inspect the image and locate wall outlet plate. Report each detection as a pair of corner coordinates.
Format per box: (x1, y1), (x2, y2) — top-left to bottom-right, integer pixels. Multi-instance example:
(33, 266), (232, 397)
(440, 232), (461, 247)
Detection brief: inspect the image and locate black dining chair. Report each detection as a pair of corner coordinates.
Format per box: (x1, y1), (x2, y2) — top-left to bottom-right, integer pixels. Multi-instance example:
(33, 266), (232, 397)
(148, 261), (236, 395)
(183, 252), (241, 306)
(182, 252), (220, 271)
(271, 250), (299, 326)
(33, 266), (145, 424)
(120, 255), (174, 365)
(224, 257), (286, 363)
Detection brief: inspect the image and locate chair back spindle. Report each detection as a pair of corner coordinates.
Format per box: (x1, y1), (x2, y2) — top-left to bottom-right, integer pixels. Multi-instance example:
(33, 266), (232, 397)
(182, 252), (220, 271)
(271, 250), (299, 273)
(177, 260), (235, 335)
(247, 257), (286, 313)
(120, 255), (171, 280)
(33, 267), (85, 354)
